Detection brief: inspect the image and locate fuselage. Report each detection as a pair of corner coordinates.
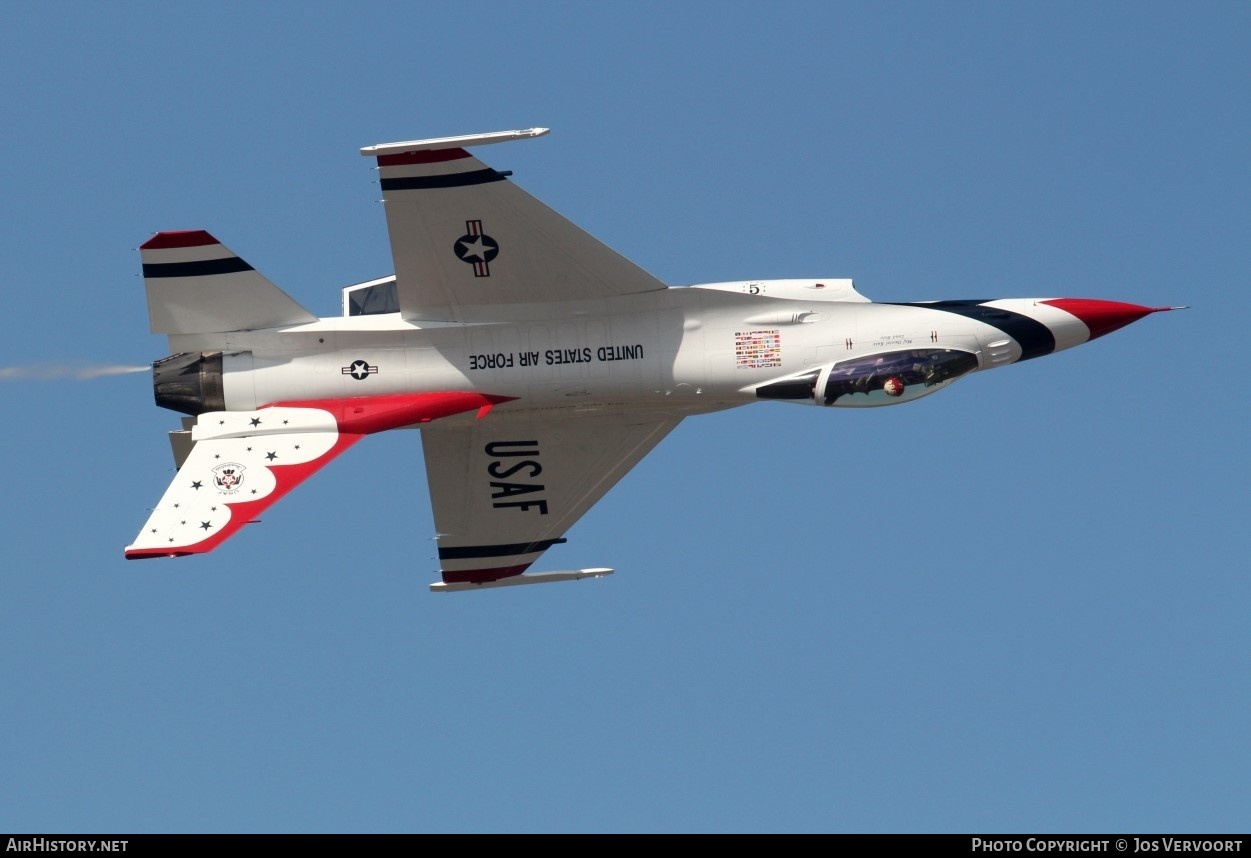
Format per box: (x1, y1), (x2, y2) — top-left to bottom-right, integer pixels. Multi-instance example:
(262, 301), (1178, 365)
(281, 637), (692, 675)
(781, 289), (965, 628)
(153, 282), (1147, 421)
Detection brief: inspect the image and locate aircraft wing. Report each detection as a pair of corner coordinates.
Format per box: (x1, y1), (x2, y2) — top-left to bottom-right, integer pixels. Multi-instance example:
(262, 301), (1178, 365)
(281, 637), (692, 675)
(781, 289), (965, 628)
(420, 410), (681, 589)
(361, 129), (668, 321)
(126, 393), (509, 559)
(125, 406), (361, 558)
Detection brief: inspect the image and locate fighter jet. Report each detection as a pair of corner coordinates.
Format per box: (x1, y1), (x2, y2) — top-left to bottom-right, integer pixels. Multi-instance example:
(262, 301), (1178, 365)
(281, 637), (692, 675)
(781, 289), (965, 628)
(125, 128), (1180, 591)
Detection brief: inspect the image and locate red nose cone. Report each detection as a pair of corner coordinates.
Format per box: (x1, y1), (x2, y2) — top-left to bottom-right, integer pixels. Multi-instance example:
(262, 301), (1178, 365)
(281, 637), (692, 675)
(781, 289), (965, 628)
(1042, 298), (1173, 341)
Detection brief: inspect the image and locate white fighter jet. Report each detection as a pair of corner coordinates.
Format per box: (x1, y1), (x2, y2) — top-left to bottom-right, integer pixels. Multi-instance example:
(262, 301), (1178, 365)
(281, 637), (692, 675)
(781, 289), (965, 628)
(125, 128), (1180, 591)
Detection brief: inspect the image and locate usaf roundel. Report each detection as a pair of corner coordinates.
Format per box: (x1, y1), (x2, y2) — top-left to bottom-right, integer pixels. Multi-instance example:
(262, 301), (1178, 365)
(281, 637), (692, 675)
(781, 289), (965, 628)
(342, 359), (378, 380)
(454, 219), (498, 277)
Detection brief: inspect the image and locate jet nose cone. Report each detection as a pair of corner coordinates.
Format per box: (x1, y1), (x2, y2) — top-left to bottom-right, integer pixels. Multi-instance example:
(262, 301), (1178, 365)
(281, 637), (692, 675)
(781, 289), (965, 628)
(1041, 298), (1180, 341)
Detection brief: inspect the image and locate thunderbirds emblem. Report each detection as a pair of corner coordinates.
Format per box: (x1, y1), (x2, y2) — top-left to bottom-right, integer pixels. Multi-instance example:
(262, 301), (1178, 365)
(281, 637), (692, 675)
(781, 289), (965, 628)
(212, 462), (246, 494)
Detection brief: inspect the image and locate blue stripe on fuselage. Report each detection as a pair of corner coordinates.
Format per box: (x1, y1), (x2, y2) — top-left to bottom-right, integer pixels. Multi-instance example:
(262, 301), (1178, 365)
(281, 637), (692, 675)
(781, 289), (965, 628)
(888, 300), (1055, 361)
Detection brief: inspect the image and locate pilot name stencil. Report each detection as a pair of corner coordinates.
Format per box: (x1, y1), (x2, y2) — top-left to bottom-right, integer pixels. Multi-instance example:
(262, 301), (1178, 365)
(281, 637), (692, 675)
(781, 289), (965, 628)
(485, 440), (548, 514)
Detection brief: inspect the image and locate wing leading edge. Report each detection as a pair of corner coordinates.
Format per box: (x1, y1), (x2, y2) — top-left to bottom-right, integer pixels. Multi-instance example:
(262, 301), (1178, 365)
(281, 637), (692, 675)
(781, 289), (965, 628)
(361, 128), (668, 321)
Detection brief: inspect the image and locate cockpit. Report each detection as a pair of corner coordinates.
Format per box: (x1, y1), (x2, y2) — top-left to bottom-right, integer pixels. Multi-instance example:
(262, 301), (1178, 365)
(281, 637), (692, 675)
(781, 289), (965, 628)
(755, 348), (980, 407)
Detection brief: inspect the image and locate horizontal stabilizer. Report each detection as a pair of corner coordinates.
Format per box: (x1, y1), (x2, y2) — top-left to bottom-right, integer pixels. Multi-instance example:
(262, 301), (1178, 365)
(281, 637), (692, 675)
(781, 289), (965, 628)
(430, 568), (614, 593)
(141, 230), (318, 334)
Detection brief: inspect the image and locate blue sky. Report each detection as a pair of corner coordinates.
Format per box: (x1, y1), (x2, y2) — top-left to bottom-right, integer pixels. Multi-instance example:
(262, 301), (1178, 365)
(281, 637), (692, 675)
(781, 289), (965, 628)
(2, 1), (1248, 834)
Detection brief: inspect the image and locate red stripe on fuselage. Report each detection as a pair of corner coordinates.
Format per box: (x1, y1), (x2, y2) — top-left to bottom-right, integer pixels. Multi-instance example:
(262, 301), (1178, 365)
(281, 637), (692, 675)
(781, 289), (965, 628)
(266, 392), (516, 435)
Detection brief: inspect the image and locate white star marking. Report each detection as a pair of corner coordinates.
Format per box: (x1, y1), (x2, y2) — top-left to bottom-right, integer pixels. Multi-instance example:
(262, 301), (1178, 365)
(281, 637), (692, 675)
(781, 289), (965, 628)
(458, 236), (489, 261)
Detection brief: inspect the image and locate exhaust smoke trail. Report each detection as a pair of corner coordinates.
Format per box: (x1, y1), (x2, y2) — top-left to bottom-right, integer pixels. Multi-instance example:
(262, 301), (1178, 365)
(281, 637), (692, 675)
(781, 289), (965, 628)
(0, 364), (150, 381)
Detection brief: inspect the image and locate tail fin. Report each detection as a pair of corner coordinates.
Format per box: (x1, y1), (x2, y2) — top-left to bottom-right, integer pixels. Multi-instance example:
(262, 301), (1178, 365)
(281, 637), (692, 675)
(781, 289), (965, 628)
(140, 230), (318, 334)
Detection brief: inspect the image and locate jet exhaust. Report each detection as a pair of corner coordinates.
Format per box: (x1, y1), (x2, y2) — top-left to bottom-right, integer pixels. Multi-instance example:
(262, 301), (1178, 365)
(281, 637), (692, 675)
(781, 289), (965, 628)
(0, 363), (150, 380)
(152, 351), (225, 415)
